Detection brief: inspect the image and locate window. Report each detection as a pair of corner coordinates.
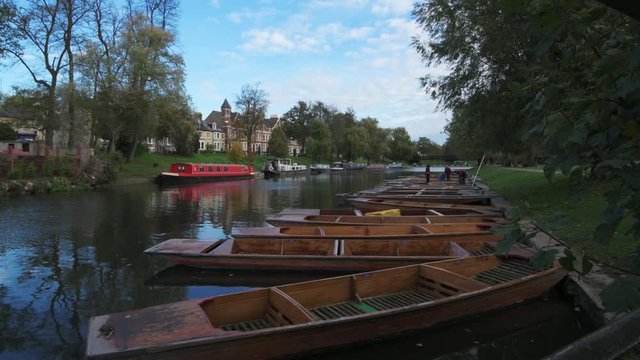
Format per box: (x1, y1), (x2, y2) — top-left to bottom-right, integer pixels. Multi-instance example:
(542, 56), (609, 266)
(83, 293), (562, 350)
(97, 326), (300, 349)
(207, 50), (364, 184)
(208, 166), (213, 172)
(217, 166), (221, 172)
(224, 166), (228, 172)
(200, 166), (204, 172)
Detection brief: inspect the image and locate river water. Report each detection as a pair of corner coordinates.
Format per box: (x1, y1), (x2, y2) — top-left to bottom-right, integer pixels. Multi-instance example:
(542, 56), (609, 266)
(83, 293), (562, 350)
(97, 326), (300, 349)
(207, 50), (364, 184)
(0, 169), (594, 359)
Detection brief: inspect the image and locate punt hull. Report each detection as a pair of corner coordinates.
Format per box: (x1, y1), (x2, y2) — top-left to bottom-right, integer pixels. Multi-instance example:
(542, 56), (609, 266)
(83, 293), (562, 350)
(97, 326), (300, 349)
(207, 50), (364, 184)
(87, 260), (565, 360)
(265, 215), (506, 228)
(144, 237), (513, 272)
(156, 173), (256, 186)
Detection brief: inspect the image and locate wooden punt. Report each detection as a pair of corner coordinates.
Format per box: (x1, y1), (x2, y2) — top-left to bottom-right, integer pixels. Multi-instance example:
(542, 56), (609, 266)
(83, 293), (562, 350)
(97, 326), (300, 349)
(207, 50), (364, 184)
(265, 213), (507, 227)
(143, 237), (523, 271)
(347, 197), (503, 215)
(231, 224), (500, 241)
(338, 193), (493, 205)
(86, 255), (566, 360)
(275, 207), (502, 217)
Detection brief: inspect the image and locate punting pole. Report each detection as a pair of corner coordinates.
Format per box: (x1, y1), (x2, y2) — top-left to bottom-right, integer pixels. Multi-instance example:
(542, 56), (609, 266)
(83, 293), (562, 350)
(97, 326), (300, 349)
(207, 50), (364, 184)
(472, 153), (486, 186)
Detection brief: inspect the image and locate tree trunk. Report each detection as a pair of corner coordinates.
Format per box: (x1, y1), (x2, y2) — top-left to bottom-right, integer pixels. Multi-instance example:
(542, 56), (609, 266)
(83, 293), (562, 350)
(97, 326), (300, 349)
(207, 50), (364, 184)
(67, 51), (76, 148)
(45, 84), (57, 148)
(127, 134), (138, 162)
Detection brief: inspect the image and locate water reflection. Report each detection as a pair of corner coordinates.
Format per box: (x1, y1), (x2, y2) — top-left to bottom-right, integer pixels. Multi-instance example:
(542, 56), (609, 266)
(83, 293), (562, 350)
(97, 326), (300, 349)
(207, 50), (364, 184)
(0, 171), (395, 359)
(0, 170), (593, 359)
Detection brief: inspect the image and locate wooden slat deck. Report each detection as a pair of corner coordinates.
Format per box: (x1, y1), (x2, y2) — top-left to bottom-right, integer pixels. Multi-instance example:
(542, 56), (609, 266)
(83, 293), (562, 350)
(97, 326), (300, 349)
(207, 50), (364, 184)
(473, 258), (540, 285)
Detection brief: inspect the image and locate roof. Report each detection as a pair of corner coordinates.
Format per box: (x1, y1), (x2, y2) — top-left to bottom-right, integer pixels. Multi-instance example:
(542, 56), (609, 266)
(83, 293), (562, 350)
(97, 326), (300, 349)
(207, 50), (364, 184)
(221, 99), (231, 109)
(197, 120), (224, 132)
(0, 108), (26, 119)
(265, 116), (279, 128)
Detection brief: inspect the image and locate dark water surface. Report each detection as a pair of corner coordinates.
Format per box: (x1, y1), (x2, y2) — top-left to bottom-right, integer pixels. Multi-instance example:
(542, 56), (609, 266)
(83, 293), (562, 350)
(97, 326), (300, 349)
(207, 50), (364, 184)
(0, 170), (594, 359)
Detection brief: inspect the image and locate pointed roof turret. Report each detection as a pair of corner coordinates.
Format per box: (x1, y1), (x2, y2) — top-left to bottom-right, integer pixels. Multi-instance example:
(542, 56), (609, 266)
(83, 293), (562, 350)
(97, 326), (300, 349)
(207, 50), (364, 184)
(221, 99), (231, 109)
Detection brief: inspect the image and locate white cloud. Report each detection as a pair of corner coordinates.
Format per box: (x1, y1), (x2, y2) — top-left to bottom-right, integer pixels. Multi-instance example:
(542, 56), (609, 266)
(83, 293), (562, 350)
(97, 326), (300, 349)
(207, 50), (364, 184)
(307, 0), (369, 9)
(240, 29), (296, 53)
(371, 0), (413, 16)
(239, 21), (374, 54)
(227, 8), (279, 23)
(209, 0), (220, 8)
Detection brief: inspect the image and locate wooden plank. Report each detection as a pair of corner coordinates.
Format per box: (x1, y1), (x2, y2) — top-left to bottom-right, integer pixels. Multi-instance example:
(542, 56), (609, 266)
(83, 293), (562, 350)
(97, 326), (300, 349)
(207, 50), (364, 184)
(268, 288), (315, 325)
(419, 265), (489, 292)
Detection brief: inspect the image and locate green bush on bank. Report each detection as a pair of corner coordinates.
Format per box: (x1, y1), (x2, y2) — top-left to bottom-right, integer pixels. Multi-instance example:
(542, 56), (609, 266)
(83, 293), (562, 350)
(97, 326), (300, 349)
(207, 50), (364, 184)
(478, 166), (638, 270)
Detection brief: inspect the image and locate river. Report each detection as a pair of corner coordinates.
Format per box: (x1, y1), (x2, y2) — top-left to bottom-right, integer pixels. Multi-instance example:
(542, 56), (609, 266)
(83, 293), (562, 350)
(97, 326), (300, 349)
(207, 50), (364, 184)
(0, 169), (594, 359)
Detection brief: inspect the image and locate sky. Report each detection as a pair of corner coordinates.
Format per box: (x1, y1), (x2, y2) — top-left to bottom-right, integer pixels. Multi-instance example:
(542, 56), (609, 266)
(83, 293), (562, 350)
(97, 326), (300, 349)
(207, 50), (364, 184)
(1, 0), (451, 144)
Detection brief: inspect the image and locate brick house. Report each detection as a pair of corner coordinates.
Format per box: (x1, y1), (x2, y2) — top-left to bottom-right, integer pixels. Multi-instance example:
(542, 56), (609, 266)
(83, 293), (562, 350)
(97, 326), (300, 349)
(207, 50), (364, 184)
(200, 99), (301, 156)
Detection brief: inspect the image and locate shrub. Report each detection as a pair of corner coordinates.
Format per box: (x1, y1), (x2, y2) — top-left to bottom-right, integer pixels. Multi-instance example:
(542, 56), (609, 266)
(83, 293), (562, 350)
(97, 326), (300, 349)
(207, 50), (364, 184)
(228, 141), (246, 163)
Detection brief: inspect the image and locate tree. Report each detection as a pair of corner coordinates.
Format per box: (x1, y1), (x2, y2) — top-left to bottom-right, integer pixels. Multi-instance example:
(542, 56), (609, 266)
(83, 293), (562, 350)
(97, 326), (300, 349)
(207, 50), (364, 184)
(3, 87), (49, 135)
(413, 0), (640, 309)
(267, 126), (289, 157)
(328, 109), (356, 158)
(343, 125), (367, 161)
(416, 137), (442, 159)
(227, 141), (245, 163)
(388, 127), (416, 162)
(5, 0), (69, 147)
(234, 83), (269, 161)
(306, 119), (332, 162)
(0, 0), (21, 59)
(282, 101), (313, 154)
(360, 117), (389, 162)
(0, 122), (17, 140)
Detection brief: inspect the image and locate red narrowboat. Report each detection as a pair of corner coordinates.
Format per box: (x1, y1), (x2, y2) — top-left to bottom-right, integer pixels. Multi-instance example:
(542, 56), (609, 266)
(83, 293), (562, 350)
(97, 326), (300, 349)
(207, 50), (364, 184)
(156, 163), (256, 185)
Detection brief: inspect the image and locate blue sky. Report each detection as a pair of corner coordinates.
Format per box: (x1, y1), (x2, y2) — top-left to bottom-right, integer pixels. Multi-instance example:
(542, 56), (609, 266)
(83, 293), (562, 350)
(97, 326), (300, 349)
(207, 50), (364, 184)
(1, 0), (450, 144)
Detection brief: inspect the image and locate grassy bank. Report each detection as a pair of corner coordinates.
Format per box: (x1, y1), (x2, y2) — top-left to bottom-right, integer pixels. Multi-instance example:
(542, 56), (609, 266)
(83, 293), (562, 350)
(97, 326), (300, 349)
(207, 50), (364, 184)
(117, 153), (313, 180)
(478, 166), (637, 269)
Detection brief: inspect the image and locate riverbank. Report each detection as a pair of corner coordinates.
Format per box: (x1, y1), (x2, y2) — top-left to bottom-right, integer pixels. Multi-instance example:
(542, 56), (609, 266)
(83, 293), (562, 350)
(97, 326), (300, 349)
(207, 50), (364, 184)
(116, 153), (313, 182)
(477, 165), (637, 271)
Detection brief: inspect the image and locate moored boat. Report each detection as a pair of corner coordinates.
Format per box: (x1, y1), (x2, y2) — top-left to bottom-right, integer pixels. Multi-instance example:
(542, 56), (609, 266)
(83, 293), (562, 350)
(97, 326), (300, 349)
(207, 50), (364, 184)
(309, 164), (330, 174)
(156, 163), (256, 186)
(143, 237), (524, 271)
(346, 197), (502, 216)
(232, 224), (500, 242)
(263, 158), (308, 178)
(275, 207), (503, 217)
(330, 162), (345, 172)
(366, 163), (387, 170)
(86, 255), (565, 359)
(338, 192), (493, 205)
(265, 213), (506, 227)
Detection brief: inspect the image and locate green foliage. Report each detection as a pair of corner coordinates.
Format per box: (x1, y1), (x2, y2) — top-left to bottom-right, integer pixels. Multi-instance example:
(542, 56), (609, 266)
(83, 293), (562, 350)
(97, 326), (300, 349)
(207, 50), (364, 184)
(413, 0), (640, 302)
(601, 279), (640, 313)
(530, 249), (559, 270)
(0, 122), (17, 140)
(267, 127), (289, 158)
(282, 101), (314, 154)
(306, 119), (332, 162)
(416, 137), (441, 158)
(344, 125), (368, 161)
(360, 117), (389, 162)
(389, 127), (417, 162)
(559, 249), (593, 278)
(49, 177), (71, 192)
(95, 151), (124, 185)
(228, 141), (245, 164)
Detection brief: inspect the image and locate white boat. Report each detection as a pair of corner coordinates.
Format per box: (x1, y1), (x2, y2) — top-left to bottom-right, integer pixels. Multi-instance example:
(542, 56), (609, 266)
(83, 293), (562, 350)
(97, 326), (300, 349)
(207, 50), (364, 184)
(263, 158), (308, 178)
(309, 164), (330, 174)
(330, 162), (345, 172)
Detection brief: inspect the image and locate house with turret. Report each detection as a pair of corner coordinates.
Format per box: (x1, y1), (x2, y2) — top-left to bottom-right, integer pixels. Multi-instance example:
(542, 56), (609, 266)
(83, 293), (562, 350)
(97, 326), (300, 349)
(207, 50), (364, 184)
(199, 99), (301, 156)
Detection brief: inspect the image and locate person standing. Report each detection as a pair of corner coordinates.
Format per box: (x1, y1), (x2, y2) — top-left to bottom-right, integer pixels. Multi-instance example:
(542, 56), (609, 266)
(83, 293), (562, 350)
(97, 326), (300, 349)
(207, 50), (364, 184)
(444, 166), (451, 181)
(425, 164), (431, 184)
